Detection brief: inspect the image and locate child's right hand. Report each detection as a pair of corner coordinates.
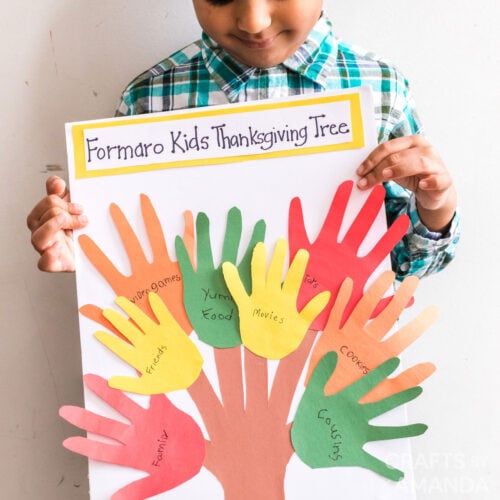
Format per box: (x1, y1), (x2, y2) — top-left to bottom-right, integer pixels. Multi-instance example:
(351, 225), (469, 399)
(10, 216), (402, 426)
(27, 175), (88, 272)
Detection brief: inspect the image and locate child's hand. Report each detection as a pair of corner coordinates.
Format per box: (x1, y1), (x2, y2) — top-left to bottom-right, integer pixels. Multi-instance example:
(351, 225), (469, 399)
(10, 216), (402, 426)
(26, 176), (87, 272)
(356, 135), (457, 232)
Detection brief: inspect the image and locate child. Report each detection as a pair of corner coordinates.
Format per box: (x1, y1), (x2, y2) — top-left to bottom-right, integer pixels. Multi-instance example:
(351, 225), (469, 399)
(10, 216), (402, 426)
(27, 0), (459, 276)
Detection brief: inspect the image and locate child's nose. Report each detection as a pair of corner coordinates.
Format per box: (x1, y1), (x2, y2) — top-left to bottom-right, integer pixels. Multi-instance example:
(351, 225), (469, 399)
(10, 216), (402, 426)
(236, 0), (272, 34)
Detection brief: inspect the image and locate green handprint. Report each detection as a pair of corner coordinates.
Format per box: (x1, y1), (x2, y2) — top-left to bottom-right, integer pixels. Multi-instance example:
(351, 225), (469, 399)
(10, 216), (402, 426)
(175, 207), (265, 348)
(291, 352), (427, 481)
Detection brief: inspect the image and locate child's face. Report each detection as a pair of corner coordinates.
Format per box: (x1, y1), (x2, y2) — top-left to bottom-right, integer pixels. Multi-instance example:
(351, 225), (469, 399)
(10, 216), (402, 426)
(192, 0), (323, 68)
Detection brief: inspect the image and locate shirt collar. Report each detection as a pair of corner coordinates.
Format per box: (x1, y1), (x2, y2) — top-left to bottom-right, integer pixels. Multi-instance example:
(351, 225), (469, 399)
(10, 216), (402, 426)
(201, 13), (337, 101)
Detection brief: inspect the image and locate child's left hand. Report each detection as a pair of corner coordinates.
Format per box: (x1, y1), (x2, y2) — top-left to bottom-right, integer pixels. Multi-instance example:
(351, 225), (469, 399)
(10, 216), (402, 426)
(356, 135), (457, 233)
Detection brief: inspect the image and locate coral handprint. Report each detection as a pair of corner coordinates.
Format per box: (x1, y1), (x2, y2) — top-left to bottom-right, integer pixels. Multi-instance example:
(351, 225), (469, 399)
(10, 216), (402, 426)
(307, 270), (437, 401)
(59, 374), (205, 500)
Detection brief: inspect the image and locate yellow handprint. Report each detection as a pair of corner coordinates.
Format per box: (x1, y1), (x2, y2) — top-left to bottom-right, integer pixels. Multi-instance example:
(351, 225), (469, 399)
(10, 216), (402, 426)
(95, 292), (203, 395)
(222, 239), (330, 359)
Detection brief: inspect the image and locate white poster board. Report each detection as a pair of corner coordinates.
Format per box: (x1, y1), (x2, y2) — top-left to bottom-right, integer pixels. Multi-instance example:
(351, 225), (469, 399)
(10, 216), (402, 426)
(66, 87), (417, 499)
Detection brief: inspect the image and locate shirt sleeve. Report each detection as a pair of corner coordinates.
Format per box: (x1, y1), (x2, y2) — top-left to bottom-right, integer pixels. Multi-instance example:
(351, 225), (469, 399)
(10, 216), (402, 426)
(385, 181), (461, 280)
(379, 72), (461, 279)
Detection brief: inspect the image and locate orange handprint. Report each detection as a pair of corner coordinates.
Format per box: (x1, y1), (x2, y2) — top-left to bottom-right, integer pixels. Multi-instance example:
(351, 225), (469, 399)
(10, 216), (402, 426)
(306, 270), (438, 402)
(78, 194), (193, 333)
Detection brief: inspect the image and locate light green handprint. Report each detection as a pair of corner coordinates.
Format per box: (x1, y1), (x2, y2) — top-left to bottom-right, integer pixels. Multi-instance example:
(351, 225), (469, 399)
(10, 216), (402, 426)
(175, 207), (265, 348)
(291, 351), (427, 481)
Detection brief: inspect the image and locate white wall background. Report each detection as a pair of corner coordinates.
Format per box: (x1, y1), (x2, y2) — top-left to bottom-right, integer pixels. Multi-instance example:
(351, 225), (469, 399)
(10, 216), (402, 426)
(1, 1), (497, 498)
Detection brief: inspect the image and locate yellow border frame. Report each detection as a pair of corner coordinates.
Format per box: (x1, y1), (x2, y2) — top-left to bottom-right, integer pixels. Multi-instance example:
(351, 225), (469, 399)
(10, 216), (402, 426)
(72, 93), (364, 179)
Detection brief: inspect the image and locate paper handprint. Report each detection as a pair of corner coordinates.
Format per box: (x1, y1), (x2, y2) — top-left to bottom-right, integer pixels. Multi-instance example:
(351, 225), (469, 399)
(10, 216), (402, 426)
(292, 352), (427, 481)
(95, 292), (203, 395)
(176, 207), (266, 348)
(78, 194), (193, 333)
(60, 374), (205, 500)
(222, 238), (330, 359)
(307, 271), (437, 402)
(288, 181), (410, 330)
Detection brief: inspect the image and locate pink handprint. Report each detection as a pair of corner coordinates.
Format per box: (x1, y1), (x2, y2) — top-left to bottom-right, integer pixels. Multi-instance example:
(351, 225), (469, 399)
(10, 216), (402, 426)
(59, 374), (205, 499)
(288, 180), (410, 330)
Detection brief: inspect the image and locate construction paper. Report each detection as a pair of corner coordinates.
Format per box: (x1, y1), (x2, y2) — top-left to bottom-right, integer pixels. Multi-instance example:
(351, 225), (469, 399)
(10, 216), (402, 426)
(65, 88), (424, 499)
(306, 271), (438, 401)
(95, 292), (203, 395)
(59, 374), (205, 499)
(186, 333), (318, 500)
(175, 207), (266, 348)
(222, 238), (330, 359)
(79, 194), (193, 333)
(291, 352), (427, 481)
(288, 180), (410, 330)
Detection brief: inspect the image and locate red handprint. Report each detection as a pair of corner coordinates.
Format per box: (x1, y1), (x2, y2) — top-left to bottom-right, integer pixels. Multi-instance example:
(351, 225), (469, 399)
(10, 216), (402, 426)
(288, 180), (410, 330)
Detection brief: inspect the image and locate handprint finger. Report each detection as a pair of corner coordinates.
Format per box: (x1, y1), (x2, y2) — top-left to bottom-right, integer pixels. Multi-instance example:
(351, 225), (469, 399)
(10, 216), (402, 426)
(62, 436), (126, 466)
(288, 197), (310, 253)
(59, 405), (128, 441)
(363, 386), (423, 420)
(250, 242), (267, 294)
(383, 305), (439, 354)
(140, 194), (172, 263)
(367, 422), (428, 442)
(342, 184), (385, 250)
(365, 275), (419, 339)
(282, 248), (308, 296)
(103, 304), (148, 346)
(182, 210), (195, 263)
(360, 451), (405, 481)
(79, 234), (125, 290)
(94, 330), (139, 369)
(345, 357), (400, 402)
(267, 239), (288, 289)
(195, 212), (215, 271)
(315, 180), (351, 246)
(238, 218), (266, 292)
(361, 362), (436, 403)
(298, 291), (330, 326)
(114, 296), (161, 337)
(110, 202), (148, 271)
(221, 207), (243, 264)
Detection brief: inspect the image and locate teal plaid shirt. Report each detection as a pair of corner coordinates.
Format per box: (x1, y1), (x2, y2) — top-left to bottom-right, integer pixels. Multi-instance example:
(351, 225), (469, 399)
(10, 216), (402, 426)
(116, 14), (459, 279)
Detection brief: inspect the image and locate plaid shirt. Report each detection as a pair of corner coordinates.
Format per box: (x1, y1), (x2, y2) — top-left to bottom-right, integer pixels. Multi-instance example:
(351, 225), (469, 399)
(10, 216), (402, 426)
(116, 14), (459, 279)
